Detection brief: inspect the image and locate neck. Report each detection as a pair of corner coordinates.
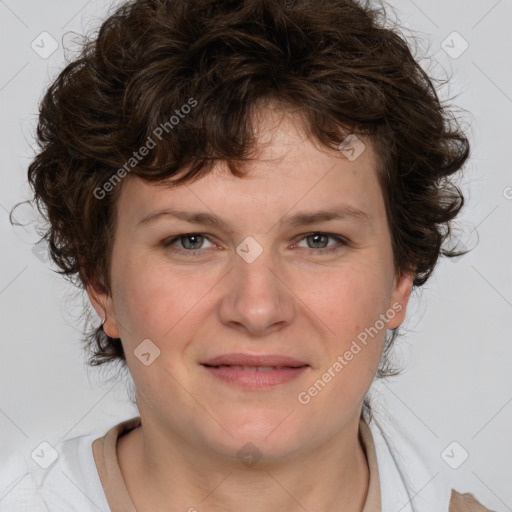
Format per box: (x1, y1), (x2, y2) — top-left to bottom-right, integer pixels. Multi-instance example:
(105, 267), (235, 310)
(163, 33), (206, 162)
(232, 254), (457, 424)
(117, 413), (370, 512)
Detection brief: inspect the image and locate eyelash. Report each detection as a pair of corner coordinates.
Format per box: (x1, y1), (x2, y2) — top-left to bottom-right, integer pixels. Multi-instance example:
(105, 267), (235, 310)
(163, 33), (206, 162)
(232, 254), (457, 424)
(161, 232), (348, 256)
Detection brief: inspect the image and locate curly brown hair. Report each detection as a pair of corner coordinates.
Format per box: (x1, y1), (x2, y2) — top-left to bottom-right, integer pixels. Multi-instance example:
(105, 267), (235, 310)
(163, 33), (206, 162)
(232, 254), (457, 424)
(18, 0), (470, 416)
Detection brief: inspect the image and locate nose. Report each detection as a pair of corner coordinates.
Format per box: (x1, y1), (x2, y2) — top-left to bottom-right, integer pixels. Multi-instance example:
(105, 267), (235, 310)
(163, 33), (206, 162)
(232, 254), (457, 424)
(217, 243), (296, 337)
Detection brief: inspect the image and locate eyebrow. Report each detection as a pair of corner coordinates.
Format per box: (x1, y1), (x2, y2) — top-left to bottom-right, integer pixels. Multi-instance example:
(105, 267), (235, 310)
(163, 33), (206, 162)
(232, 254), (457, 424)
(137, 205), (371, 232)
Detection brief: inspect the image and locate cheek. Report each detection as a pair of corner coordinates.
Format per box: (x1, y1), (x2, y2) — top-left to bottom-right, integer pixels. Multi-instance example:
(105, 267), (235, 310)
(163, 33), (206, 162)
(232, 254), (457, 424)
(110, 254), (172, 339)
(296, 265), (390, 406)
(295, 260), (392, 341)
(111, 255), (216, 344)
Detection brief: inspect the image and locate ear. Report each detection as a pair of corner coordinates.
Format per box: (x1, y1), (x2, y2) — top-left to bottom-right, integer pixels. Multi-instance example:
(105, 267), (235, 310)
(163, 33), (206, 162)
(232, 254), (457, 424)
(85, 275), (120, 339)
(387, 271), (414, 330)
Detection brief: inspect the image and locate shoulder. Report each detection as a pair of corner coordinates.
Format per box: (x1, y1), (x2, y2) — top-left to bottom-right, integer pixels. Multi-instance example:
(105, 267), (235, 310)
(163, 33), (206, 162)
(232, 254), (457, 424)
(449, 490), (495, 512)
(364, 405), (493, 512)
(0, 432), (109, 512)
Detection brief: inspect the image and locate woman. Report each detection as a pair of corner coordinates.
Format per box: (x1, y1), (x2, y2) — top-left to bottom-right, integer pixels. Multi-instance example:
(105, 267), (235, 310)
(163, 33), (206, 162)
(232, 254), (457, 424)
(1, 0), (492, 510)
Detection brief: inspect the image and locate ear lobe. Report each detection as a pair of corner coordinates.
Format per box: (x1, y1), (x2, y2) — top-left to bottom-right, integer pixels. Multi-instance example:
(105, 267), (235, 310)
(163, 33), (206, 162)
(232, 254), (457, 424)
(387, 271), (414, 330)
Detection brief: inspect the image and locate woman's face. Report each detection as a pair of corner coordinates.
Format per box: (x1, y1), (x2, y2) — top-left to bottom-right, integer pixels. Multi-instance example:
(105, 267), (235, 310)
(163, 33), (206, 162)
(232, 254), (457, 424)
(89, 108), (413, 461)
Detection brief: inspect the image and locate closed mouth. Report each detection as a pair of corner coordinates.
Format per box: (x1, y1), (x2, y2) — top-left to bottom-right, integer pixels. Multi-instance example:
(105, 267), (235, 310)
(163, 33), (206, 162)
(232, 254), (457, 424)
(202, 364), (308, 371)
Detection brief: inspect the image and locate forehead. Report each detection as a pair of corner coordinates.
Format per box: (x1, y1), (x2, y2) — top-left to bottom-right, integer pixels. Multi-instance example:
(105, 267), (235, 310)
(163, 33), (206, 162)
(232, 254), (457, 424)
(116, 107), (385, 231)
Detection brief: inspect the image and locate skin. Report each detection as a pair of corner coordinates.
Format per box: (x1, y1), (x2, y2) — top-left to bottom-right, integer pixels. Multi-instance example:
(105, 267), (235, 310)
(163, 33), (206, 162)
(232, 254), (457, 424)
(88, 105), (413, 512)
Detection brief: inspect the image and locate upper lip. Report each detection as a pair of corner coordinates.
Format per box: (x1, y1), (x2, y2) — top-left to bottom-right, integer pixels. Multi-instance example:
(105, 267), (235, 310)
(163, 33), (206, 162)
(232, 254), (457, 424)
(201, 353), (308, 368)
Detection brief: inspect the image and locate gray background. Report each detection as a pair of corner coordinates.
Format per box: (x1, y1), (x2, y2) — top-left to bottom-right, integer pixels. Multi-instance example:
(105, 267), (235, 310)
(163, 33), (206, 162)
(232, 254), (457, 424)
(0, 0), (511, 509)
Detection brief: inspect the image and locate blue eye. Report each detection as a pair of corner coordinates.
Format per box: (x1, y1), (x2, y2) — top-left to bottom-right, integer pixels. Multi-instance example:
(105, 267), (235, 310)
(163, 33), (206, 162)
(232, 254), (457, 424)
(162, 234), (214, 253)
(294, 232), (348, 254)
(162, 232), (348, 256)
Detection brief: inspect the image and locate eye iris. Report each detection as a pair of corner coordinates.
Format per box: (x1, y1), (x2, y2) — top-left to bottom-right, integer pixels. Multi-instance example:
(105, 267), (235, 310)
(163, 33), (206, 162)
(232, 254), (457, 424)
(182, 234), (203, 250)
(308, 234), (328, 249)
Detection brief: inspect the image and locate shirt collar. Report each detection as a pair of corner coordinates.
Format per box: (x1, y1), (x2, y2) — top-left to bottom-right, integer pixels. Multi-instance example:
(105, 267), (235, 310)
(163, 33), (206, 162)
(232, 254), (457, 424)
(92, 415), (383, 512)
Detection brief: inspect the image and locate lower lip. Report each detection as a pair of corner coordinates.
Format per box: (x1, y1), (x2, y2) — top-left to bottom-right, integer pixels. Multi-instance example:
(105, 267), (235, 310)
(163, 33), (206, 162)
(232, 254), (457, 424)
(202, 365), (309, 389)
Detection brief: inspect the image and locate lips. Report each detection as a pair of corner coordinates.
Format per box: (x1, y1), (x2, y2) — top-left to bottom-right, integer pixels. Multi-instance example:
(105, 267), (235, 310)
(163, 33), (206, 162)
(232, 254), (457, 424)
(201, 353), (308, 368)
(201, 353), (310, 389)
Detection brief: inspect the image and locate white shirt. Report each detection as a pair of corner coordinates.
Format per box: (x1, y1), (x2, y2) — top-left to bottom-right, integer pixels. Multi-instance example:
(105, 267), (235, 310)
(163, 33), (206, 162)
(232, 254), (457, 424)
(0, 431), (110, 512)
(0, 412), (490, 511)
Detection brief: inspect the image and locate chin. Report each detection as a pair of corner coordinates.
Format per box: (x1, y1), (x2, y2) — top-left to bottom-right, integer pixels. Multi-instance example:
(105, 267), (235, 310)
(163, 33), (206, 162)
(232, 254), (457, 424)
(202, 414), (307, 460)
